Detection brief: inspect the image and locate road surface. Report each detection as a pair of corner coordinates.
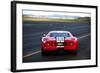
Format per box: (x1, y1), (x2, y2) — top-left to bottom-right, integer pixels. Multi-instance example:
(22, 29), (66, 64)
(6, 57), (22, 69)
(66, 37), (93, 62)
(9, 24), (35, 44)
(22, 21), (91, 63)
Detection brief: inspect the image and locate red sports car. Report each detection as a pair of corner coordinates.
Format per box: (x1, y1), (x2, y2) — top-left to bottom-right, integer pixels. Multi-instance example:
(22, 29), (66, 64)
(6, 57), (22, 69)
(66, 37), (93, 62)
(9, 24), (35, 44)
(41, 31), (78, 55)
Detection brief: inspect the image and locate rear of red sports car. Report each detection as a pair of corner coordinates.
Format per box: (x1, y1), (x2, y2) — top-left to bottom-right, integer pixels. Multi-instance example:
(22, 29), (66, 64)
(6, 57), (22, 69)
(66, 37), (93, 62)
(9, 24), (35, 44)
(41, 31), (78, 55)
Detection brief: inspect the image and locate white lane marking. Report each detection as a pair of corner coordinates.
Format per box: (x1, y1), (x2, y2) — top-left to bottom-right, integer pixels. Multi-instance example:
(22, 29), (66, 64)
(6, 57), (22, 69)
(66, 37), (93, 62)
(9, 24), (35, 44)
(23, 50), (41, 58)
(23, 33), (90, 58)
(78, 34), (90, 40)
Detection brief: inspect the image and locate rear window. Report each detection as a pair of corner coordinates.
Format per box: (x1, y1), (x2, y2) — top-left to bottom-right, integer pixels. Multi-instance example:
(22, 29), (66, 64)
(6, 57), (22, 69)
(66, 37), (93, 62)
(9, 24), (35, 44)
(50, 33), (70, 37)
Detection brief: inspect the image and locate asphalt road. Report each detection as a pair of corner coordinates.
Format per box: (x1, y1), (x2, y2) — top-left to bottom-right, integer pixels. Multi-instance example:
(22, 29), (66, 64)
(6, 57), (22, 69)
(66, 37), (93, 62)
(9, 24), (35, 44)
(23, 21), (91, 63)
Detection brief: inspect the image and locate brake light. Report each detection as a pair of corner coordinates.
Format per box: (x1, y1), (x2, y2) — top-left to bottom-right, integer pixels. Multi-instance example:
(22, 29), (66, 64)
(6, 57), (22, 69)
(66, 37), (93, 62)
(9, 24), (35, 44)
(66, 42), (73, 46)
(46, 42), (54, 46)
(46, 43), (50, 46)
(70, 42), (73, 46)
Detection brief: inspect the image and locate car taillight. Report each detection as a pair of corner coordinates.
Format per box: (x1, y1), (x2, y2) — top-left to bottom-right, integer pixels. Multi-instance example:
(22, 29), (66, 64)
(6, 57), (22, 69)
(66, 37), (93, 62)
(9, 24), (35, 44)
(66, 42), (73, 46)
(69, 42), (73, 46)
(46, 43), (50, 46)
(46, 42), (54, 46)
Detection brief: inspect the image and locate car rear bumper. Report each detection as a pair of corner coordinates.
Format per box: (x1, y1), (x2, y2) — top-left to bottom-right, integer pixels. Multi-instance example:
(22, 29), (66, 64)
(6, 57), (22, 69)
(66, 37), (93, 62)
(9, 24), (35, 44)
(41, 40), (78, 52)
(42, 44), (78, 52)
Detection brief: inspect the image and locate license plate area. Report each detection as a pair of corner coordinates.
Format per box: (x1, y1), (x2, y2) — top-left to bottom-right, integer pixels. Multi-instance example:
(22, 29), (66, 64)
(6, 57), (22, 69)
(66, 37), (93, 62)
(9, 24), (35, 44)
(56, 42), (64, 46)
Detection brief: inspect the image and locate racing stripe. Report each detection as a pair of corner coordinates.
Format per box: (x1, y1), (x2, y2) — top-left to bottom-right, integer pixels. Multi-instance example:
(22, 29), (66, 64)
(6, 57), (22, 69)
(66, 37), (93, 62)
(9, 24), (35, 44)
(56, 37), (64, 42)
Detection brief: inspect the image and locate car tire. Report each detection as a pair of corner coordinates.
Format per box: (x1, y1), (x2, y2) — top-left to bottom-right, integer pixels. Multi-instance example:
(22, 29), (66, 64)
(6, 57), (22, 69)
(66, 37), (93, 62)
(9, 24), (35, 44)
(41, 49), (48, 56)
(71, 49), (78, 55)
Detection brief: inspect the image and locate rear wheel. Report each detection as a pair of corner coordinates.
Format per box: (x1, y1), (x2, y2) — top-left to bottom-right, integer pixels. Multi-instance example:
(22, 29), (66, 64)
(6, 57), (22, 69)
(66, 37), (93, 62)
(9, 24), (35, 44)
(41, 48), (48, 56)
(41, 51), (47, 55)
(70, 49), (78, 55)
